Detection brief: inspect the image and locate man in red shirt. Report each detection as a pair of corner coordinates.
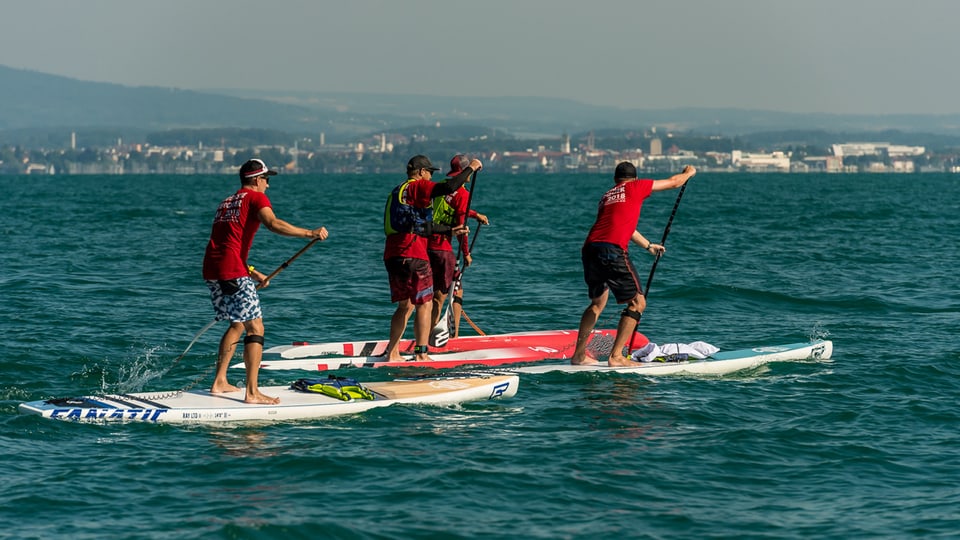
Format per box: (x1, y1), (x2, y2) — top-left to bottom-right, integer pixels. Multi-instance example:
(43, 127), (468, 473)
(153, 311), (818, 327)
(428, 154), (489, 337)
(571, 162), (696, 366)
(383, 154), (481, 362)
(203, 158), (328, 403)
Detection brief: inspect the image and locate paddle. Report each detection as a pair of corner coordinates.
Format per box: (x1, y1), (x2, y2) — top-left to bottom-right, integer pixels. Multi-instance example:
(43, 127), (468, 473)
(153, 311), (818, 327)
(170, 238), (321, 367)
(450, 222), (488, 335)
(430, 169), (479, 348)
(627, 180), (689, 353)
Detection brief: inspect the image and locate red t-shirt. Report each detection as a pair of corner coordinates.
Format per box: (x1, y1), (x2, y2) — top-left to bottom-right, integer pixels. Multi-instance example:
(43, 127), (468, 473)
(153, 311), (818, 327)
(383, 178), (436, 260)
(584, 179), (654, 250)
(202, 188), (272, 280)
(427, 186), (471, 253)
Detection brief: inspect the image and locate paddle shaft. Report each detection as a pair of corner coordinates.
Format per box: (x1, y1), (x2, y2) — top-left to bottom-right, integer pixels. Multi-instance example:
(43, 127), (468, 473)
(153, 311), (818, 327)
(171, 238), (321, 366)
(431, 170), (480, 346)
(456, 170), (478, 262)
(258, 237), (321, 286)
(643, 181), (687, 297)
(469, 222), (482, 252)
(453, 170), (479, 297)
(628, 181), (689, 352)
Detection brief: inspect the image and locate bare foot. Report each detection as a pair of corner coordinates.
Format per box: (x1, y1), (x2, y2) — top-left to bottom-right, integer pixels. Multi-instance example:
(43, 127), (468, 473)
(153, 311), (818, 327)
(245, 393), (280, 405)
(415, 354), (433, 362)
(607, 355), (641, 367)
(211, 382), (241, 394)
(570, 351), (599, 365)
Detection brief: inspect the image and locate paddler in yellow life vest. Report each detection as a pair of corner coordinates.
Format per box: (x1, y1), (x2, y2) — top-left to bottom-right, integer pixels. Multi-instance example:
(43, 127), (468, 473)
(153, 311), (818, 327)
(383, 155), (481, 362)
(428, 154), (489, 337)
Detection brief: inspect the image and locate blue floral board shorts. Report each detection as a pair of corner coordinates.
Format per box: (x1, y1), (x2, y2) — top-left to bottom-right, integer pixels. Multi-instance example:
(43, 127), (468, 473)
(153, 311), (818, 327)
(206, 277), (263, 322)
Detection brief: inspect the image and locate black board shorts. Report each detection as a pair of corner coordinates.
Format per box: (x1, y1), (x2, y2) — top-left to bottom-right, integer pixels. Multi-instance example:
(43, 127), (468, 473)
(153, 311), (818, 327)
(581, 242), (641, 303)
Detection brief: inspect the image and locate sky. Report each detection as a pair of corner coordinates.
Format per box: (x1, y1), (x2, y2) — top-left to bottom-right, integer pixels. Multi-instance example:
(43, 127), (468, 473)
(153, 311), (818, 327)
(2, 0), (959, 115)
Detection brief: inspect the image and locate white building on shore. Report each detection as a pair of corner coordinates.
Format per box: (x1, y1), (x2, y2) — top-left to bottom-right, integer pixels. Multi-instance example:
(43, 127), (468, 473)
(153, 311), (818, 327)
(731, 150), (791, 172)
(831, 142), (925, 158)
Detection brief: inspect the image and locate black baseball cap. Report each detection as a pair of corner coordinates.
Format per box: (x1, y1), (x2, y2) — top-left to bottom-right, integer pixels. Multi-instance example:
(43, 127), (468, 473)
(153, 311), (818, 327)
(407, 155), (440, 174)
(614, 161), (637, 180)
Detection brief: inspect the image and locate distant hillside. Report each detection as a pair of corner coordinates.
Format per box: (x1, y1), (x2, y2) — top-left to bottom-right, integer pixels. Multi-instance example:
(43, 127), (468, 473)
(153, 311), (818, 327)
(0, 65), (378, 141)
(3, 64), (960, 146)
(219, 89), (960, 137)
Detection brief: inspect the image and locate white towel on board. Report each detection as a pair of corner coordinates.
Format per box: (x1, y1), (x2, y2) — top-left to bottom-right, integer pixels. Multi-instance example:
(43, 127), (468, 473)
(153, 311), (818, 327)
(631, 341), (721, 363)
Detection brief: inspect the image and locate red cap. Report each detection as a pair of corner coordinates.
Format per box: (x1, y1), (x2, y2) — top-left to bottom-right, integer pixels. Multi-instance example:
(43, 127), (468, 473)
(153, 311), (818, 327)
(446, 154), (469, 177)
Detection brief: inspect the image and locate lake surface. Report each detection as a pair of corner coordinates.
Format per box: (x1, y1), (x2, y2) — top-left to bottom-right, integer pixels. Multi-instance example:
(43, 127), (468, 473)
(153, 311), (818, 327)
(2, 171), (958, 538)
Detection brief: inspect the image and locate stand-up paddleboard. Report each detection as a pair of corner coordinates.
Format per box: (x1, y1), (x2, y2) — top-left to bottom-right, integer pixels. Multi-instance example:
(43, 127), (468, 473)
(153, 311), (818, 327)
(18, 374), (519, 424)
(503, 340), (833, 376)
(242, 346), (564, 371)
(262, 328), (627, 360)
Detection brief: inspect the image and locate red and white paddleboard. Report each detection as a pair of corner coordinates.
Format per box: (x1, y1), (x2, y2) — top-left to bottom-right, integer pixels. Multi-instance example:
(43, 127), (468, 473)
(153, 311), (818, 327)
(239, 329), (643, 371)
(262, 329), (630, 359)
(247, 346), (554, 371)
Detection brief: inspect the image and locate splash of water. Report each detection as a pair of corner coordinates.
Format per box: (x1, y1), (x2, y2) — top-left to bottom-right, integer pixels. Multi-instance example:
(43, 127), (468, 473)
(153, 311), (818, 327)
(809, 321), (832, 341)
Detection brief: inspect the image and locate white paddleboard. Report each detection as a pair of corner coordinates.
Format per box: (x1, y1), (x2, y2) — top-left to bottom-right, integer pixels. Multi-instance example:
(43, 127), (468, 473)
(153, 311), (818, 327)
(505, 340), (833, 376)
(18, 374), (519, 424)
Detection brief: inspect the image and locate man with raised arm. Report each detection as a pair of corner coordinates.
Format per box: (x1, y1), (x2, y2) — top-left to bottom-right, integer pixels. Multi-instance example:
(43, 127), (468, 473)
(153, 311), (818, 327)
(428, 154), (490, 338)
(571, 162), (696, 366)
(383, 154), (481, 362)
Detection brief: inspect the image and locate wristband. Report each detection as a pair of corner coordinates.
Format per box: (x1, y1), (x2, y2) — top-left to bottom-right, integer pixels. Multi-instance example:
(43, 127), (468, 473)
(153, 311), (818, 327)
(247, 265), (255, 273)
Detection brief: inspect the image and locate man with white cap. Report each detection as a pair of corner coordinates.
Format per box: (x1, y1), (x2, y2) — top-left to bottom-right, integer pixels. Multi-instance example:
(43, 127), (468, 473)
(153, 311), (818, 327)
(202, 158), (328, 404)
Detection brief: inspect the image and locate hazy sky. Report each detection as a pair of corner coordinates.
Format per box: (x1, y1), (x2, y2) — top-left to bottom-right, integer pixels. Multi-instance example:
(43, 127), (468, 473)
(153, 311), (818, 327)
(2, 0), (959, 115)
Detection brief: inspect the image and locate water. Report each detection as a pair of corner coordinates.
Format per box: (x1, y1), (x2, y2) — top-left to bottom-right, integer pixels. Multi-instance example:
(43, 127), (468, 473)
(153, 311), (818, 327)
(2, 171), (959, 539)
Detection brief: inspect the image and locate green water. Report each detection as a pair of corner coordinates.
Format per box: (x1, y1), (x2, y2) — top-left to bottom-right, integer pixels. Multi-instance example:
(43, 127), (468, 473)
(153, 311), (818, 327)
(2, 171), (959, 539)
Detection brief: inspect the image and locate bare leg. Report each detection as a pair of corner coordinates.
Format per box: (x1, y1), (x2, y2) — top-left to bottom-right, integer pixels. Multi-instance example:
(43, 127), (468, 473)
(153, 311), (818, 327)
(431, 291), (447, 327)
(571, 291), (608, 364)
(386, 300), (415, 362)
(452, 289), (464, 338)
(242, 319), (279, 404)
(413, 300), (434, 361)
(211, 322), (243, 394)
(607, 294), (647, 367)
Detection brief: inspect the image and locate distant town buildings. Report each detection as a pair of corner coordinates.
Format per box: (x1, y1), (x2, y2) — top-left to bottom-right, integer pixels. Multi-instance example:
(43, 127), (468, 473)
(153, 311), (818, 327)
(0, 131), (956, 175)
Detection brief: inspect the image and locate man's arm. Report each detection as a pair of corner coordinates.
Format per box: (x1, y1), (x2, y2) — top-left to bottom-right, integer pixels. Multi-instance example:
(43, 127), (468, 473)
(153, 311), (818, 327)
(430, 159), (483, 198)
(651, 165), (696, 192)
(258, 207), (328, 240)
(631, 230), (665, 256)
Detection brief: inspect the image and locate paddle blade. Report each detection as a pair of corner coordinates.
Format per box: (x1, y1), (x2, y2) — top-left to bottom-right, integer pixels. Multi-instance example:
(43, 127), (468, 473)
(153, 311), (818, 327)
(429, 299), (452, 347)
(429, 324), (449, 348)
(445, 302), (456, 336)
